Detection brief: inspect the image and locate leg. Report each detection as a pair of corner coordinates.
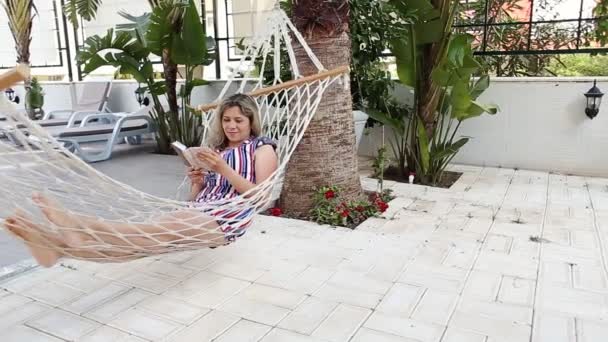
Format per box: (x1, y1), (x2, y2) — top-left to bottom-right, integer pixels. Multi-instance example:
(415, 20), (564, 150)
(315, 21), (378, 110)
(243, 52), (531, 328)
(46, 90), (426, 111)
(3, 213), (62, 267)
(33, 193), (227, 252)
(4, 212), (146, 267)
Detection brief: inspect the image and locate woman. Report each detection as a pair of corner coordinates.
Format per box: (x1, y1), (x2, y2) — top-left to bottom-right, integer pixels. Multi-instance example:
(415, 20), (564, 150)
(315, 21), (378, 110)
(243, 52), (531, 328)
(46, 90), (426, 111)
(3, 93), (279, 267)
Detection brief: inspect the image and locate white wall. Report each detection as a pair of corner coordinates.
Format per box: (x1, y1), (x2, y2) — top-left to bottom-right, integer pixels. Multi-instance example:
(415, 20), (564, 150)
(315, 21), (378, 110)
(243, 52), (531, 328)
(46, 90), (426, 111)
(359, 78), (608, 177)
(7, 79), (236, 114)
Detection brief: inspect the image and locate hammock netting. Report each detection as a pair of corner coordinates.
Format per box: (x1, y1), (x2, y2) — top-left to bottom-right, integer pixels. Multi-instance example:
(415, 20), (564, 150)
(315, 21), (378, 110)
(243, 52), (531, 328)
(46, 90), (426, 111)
(0, 9), (348, 264)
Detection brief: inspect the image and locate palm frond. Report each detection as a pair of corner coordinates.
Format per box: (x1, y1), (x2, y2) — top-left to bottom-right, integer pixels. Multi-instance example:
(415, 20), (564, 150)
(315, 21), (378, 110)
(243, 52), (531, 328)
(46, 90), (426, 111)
(2, 0), (36, 64)
(63, 0), (103, 28)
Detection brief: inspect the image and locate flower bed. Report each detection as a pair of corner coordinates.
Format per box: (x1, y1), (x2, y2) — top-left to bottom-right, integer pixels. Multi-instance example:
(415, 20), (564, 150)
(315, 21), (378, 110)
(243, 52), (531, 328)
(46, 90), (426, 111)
(266, 185), (394, 229)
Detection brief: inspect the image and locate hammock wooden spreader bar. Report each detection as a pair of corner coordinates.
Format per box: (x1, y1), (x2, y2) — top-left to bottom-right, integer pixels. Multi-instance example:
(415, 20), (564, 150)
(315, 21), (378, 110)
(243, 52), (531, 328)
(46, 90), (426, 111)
(196, 65), (350, 112)
(0, 64), (30, 90)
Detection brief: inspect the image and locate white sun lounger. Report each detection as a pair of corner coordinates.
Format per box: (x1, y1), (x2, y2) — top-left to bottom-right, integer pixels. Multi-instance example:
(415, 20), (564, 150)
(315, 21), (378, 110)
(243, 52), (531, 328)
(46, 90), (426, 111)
(42, 80), (113, 120)
(53, 106), (156, 163)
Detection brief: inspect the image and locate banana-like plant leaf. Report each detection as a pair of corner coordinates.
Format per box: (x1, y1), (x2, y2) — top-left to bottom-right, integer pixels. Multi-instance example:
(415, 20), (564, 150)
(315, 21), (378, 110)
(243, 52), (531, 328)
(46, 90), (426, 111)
(450, 81), (472, 119)
(116, 11), (152, 47)
(462, 101), (499, 119)
(365, 108), (406, 133)
(417, 117), (430, 174)
(431, 67), (452, 87)
(171, 0), (207, 65)
(179, 78), (210, 98)
(76, 29), (152, 82)
(63, 0), (102, 28)
(390, 0), (439, 21)
(146, 1), (178, 57)
(415, 20), (443, 44)
(391, 33), (416, 88)
(430, 138), (469, 161)
(470, 75), (490, 100)
(147, 81), (167, 96)
(446, 34), (470, 67)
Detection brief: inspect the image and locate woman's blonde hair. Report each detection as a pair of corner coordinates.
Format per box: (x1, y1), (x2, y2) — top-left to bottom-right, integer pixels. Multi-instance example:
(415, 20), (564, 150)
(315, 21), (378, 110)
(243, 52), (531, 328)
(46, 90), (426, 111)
(208, 93), (262, 149)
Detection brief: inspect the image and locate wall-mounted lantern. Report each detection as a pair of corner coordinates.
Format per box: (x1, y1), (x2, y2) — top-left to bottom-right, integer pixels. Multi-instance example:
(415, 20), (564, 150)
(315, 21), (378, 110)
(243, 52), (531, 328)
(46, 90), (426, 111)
(584, 80), (604, 119)
(134, 86), (150, 107)
(4, 88), (19, 104)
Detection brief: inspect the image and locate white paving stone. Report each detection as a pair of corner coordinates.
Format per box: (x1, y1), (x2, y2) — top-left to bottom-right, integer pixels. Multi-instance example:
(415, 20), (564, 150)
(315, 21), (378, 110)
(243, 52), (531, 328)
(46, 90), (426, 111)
(136, 294), (210, 324)
(351, 327), (419, 342)
(107, 307), (183, 340)
(376, 283), (425, 317)
(218, 292), (292, 326)
(64, 283), (131, 315)
(25, 308), (100, 341)
(1, 325), (63, 342)
(84, 288), (151, 323)
(19, 280), (86, 306)
(0, 301), (51, 330)
(166, 310), (240, 341)
(497, 276), (536, 306)
(214, 319), (272, 342)
(311, 304), (371, 342)
(261, 328), (327, 342)
(4, 166), (608, 342)
(80, 325), (148, 342)
(442, 327), (487, 342)
(185, 276), (251, 309)
(532, 312), (576, 342)
(411, 289), (459, 325)
(278, 296), (338, 335)
(577, 317), (608, 342)
(313, 282), (383, 309)
(363, 311), (444, 342)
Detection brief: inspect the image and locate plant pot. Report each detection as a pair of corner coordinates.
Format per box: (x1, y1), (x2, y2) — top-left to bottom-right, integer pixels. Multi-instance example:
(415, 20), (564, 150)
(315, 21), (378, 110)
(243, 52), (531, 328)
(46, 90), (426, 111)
(353, 110), (369, 147)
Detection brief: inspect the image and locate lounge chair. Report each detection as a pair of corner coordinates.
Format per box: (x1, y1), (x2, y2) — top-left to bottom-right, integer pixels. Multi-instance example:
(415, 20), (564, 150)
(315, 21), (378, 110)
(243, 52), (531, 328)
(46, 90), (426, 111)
(42, 79), (113, 120)
(53, 106), (156, 163)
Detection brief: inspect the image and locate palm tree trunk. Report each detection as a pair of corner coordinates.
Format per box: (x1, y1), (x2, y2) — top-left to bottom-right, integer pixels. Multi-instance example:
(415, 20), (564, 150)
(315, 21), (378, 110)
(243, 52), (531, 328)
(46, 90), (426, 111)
(163, 53), (180, 124)
(279, 1), (362, 217)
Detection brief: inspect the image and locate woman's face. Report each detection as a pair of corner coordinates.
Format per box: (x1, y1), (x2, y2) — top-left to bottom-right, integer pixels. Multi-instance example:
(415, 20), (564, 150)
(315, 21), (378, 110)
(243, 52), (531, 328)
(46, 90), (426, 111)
(222, 106), (252, 146)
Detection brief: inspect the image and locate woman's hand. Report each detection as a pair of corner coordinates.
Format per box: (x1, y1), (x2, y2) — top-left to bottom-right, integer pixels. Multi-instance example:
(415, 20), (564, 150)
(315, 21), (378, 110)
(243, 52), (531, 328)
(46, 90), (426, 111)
(187, 167), (205, 186)
(196, 149), (229, 174)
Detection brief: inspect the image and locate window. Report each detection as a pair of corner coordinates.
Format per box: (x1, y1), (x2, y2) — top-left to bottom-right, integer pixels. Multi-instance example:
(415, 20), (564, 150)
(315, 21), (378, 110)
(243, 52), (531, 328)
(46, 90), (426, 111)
(454, 0), (608, 55)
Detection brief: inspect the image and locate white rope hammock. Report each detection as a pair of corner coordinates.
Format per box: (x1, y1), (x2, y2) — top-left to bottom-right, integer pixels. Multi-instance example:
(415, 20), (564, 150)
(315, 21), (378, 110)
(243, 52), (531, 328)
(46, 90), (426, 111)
(0, 9), (348, 266)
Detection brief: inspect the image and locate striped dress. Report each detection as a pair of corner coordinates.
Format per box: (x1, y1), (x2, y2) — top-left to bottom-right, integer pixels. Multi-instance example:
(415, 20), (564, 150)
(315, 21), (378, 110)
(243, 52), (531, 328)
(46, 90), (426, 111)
(195, 136), (276, 238)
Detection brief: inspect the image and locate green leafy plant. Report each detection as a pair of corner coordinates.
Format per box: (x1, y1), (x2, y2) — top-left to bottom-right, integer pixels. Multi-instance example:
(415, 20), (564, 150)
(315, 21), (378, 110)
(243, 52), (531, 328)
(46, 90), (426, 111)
(389, 0), (498, 186)
(366, 99), (412, 178)
(25, 76), (44, 119)
(63, 0), (102, 28)
(76, 0), (214, 153)
(372, 145), (389, 191)
(349, 0), (410, 112)
(310, 186), (393, 228)
(593, 0), (608, 46)
(549, 54), (608, 76)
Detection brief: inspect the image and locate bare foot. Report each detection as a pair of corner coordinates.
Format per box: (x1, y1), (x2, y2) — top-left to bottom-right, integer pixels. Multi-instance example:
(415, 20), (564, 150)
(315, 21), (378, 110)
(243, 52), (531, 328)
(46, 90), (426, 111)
(3, 213), (62, 268)
(32, 192), (79, 228)
(31, 192), (94, 247)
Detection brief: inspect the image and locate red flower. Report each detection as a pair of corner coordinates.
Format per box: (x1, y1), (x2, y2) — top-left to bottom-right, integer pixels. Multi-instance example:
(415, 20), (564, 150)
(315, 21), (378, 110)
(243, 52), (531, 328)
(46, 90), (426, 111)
(324, 190), (335, 199)
(269, 207), (283, 216)
(340, 210), (350, 217)
(356, 205), (365, 212)
(376, 200), (389, 213)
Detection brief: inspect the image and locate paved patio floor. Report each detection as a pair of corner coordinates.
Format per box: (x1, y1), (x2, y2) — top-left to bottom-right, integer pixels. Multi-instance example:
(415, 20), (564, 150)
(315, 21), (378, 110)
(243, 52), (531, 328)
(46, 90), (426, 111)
(1, 163), (608, 341)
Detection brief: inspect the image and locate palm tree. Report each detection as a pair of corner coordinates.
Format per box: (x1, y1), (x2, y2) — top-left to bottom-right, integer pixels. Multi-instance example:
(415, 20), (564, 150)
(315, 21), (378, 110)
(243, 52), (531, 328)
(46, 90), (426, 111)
(2, 0), (35, 66)
(279, 0), (362, 217)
